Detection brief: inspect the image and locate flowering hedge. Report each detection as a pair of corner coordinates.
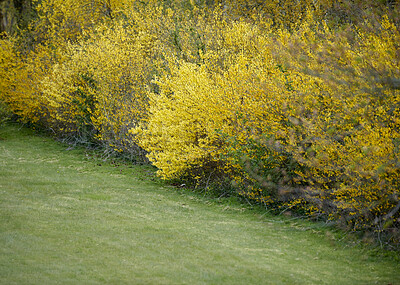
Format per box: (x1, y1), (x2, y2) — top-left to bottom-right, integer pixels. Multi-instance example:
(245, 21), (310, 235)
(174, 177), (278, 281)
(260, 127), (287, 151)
(0, 0), (399, 247)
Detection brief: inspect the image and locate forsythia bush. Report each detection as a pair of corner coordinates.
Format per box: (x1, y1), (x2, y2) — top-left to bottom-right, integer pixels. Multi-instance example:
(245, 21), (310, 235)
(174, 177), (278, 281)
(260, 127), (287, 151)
(271, 14), (400, 233)
(138, 6), (400, 244)
(41, 20), (158, 159)
(0, 0), (399, 247)
(0, 37), (55, 124)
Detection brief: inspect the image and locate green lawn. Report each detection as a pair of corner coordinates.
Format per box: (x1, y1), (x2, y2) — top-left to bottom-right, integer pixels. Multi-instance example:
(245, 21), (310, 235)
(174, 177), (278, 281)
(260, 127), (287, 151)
(0, 123), (399, 284)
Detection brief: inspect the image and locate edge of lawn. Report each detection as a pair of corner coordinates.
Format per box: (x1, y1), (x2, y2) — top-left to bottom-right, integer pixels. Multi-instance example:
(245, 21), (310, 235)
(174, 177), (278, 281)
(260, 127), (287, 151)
(1, 121), (399, 261)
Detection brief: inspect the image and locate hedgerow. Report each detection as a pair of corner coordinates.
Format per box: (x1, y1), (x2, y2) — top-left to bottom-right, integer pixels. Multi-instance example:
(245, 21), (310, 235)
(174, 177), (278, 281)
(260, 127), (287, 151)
(0, 0), (399, 248)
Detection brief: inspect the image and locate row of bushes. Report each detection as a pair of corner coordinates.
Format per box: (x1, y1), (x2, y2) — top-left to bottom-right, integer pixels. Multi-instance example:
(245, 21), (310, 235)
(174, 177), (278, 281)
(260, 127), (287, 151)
(1, 0), (399, 248)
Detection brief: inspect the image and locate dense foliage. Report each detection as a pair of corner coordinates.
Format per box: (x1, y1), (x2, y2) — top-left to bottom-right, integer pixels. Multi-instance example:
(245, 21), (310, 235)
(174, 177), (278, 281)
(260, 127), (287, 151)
(1, 0), (399, 248)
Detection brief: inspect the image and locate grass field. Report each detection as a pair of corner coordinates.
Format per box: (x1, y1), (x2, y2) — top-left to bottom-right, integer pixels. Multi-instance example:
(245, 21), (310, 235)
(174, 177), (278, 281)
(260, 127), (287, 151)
(0, 123), (399, 284)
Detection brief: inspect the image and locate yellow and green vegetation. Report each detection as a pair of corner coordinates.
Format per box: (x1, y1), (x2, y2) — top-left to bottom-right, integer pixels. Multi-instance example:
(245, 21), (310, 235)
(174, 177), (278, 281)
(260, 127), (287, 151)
(0, 0), (399, 248)
(1, 123), (400, 284)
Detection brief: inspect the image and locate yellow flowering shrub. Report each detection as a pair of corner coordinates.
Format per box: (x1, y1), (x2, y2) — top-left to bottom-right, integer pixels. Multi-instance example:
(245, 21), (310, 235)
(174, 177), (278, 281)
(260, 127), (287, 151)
(0, 0), (111, 126)
(0, 38), (17, 112)
(265, 13), (400, 234)
(0, 37), (58, 124)
(138, 7), (399, 243)
(1, 0), (399, 245)
(40, 17), (160, 158)
(139, 20), (321, 184)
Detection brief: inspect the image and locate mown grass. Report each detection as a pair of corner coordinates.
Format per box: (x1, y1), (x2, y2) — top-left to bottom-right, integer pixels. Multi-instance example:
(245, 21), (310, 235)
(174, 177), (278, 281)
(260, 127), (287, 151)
(0, 122), (399, 284)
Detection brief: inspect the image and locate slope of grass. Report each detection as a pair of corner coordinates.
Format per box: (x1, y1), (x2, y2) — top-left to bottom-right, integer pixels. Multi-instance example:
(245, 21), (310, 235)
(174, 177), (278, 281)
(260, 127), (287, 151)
(0, 123), (399, 284)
